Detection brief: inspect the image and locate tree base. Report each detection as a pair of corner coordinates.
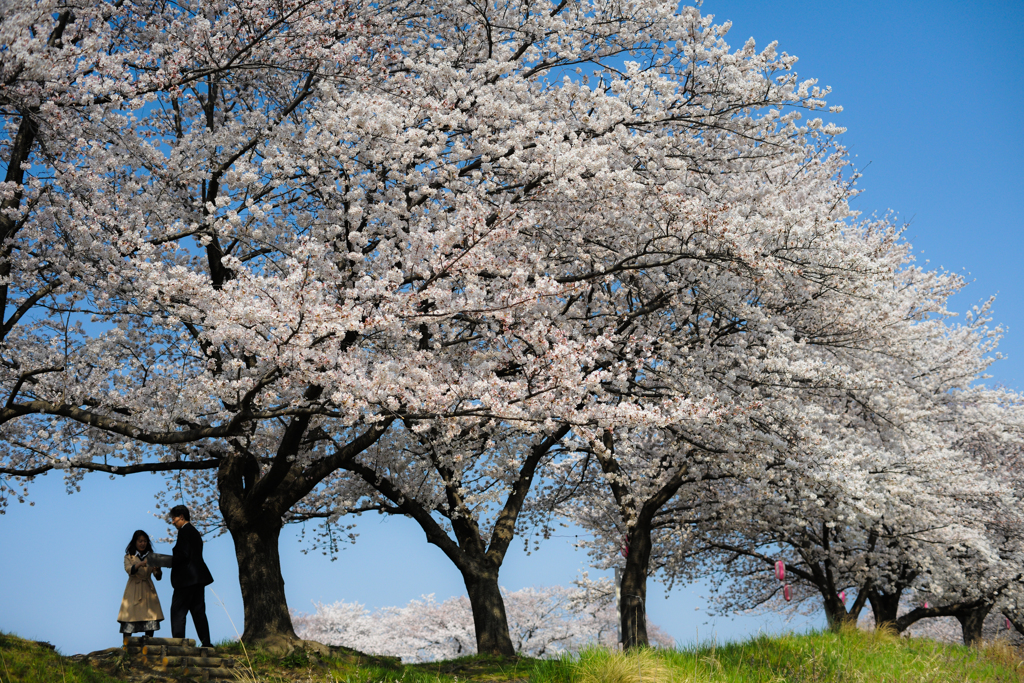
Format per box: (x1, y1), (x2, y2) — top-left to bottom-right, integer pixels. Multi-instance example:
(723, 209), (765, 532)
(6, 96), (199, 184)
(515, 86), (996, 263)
(244, 633), (328, 657)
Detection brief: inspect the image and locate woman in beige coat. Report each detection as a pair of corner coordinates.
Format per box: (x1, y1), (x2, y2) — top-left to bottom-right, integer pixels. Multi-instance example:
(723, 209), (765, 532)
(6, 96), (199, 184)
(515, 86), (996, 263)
(118, 530), (164, 644)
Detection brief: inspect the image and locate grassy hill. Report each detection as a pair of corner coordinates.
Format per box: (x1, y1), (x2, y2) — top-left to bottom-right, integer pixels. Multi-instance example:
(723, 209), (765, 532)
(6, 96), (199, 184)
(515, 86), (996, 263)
(2, 627), (1022, 683)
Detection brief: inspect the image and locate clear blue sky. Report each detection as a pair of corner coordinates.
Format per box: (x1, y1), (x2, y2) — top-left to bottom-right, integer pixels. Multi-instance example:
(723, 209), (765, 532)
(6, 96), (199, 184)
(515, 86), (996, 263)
(2, 0), (1022, 656)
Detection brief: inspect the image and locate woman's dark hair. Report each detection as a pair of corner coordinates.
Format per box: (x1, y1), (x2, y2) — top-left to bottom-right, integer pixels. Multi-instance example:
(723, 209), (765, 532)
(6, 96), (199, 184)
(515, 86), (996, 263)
(126, 529), (152, 556)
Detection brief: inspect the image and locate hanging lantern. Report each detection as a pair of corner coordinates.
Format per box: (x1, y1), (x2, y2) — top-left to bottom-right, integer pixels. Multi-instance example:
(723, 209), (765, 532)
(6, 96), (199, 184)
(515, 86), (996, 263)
(783, 584), (792, 602)
(923, 602), (929, 609)
(838, 591), (846, 604)
(775, 560), (785, 581)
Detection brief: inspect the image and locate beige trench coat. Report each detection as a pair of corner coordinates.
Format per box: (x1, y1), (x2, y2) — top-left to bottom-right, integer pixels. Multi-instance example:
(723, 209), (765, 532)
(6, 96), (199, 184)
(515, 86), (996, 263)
(117, 555), (164, 623)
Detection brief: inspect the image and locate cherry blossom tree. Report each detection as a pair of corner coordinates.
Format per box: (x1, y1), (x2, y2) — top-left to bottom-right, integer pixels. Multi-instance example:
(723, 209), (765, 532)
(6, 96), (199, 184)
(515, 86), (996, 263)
(966, 406), (1024, 641)
(13, 0), (1009, 656)
(796, 392), (1024, 645)
(673, 379), (1023, 644)
(286, 89), (881, 650)
(291, 584), (673, 661)
(2, 0), (420, 649)
(3, 0), (867, 653)
(288, 419), (584, 655)
(904, 401), (1024, 645)
(294, 594), (477, 662)
(557, 230), (1018, 645)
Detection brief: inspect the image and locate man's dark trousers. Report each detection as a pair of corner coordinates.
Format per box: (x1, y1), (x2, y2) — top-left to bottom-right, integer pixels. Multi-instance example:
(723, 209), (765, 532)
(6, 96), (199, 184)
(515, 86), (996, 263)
(170, 521), (215, 647)
(170, 585), (210, 646)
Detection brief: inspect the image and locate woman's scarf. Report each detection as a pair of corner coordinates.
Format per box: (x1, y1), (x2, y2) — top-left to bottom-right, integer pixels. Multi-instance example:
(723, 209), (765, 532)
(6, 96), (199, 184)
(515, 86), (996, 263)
(129, 550), (153, 604)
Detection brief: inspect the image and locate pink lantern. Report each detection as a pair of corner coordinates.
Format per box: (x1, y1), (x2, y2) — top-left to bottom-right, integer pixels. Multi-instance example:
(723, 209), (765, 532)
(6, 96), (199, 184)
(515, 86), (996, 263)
(775, 560), (785, 581)
(783, 584), (792, 602)
(838, 591), (846, 604)
(923, 602), (929, 609)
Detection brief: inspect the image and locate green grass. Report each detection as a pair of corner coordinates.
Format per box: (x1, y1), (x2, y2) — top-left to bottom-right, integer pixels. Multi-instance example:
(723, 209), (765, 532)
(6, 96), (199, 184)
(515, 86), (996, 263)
(0, 633), (122, 683)
(210, 628), (1024, 683)
(648, 627), (1024, 682)
(3, 627), (1022, 683)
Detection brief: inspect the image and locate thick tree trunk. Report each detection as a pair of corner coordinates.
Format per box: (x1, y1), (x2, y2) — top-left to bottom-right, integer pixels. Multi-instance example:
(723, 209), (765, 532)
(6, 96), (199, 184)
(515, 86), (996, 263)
(620, 523), (653, 650)
(954, 601), (993, 646)
(822, 594), (856, 632)
(462, 568), (515, 656)
(867, 590), (902, 631)
(217, 449), (302, 650)
(212, 417), (391, 653)
(226, 515), (299, 647)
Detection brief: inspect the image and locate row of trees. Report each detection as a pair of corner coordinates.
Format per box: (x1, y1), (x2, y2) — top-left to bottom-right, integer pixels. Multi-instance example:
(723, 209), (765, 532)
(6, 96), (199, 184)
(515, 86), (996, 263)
(292, 584), (674, 661)
(2, 0), (1021, 654)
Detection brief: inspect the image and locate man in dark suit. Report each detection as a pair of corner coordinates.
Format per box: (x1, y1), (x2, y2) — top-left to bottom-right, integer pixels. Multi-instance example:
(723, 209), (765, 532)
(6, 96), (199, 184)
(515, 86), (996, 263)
(169, 505), (214, 647)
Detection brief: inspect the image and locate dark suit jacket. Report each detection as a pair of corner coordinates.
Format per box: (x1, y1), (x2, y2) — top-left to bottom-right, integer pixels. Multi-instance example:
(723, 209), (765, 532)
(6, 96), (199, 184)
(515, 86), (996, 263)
(171, 522), (214, 589)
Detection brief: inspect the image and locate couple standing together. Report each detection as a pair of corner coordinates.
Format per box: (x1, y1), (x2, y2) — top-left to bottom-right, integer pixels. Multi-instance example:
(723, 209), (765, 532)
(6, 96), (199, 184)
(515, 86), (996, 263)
(117, 505), (214, 647)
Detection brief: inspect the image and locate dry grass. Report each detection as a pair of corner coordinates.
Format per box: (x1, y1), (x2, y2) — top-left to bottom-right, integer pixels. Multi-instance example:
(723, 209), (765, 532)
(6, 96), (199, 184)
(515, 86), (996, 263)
(573, 646), (691, 683)
(976, 638), (1024, 674)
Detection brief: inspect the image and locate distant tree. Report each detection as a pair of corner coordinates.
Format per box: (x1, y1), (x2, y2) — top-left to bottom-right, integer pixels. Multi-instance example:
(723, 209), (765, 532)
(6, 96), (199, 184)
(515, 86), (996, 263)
(292, 584), (672, 661)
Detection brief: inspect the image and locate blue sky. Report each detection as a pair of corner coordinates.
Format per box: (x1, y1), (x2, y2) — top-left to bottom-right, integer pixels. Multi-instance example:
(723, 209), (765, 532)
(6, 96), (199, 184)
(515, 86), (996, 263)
(1, 0), (1022, 656)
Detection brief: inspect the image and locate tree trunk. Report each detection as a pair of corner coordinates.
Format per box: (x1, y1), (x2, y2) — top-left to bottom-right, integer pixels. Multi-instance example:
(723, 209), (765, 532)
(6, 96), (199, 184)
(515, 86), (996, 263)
(1006, 611), (1024, 637)
(867, 589), (902, 631)
(822, 593), (855, 632)
(225, 514), (299, 647)
(337, 423), (566, 659)
(954, 601), (993, 646)
(620, 523), (653, 650)
(213, 417), (392, 652)
(462, 568), (515, 656)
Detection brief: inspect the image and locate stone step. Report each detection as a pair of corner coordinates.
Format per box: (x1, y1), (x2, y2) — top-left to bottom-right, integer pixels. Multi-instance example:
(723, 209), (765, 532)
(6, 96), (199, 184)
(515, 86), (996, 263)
(205, 668), (236, 680)
(125, 636), (195, 647)
(160, 655), (234, 668)
(152, 665), (236, 679)
(142, 644), (215, 657)
(125, 645), (192, 656)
